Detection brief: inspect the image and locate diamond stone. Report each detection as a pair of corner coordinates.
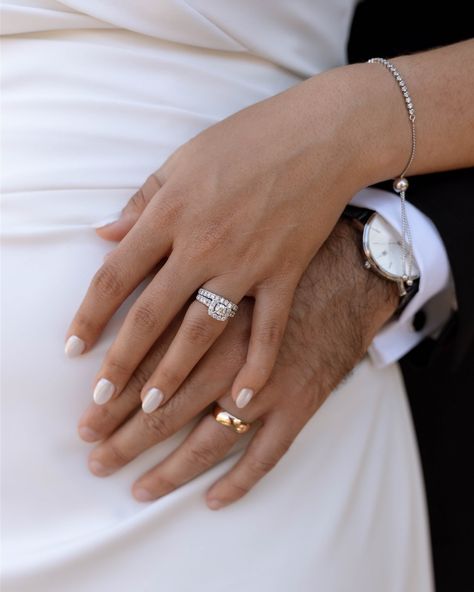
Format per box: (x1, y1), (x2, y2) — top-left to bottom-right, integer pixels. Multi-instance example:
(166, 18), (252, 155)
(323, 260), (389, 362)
(208, 299), (231, 321)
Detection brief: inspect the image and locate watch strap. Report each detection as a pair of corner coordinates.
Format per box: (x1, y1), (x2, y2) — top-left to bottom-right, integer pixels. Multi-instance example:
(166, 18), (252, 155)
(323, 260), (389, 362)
(394, 277), (420, 319)
(341, 204), (375, 225)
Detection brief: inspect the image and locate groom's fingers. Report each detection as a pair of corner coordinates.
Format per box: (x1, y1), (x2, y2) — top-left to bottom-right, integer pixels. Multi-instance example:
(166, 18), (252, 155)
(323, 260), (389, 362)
(77, 314), (184, 442)
(132, 414), (243, 501)
(85, 299), (252, 475)
(86, 326), (249, 475)
(205, 412), (300, 509)
(131, 408), (300, 508)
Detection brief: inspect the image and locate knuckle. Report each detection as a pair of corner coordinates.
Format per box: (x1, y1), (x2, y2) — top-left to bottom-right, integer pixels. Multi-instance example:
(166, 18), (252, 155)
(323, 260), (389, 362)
(148, 473), (179, 495)
(91, 264), (125, 300)
(199, 221), (228, 247)
(256, 319), (284, 347)
(186, 444), (218, 469)
(247, 453), (278, 477)
(142, 411), (169, 441)
(106, 440), (132, 467)
(185, 220), (231, 260)
(158, 196), (183, 226)
(104, 356), (131, 378)
(226, 479), (251, 498)
(182, 316), (216, 346)
(74, 310), (101, 334)
(158, 364), (182, 389)
(131, 303), (159, 334)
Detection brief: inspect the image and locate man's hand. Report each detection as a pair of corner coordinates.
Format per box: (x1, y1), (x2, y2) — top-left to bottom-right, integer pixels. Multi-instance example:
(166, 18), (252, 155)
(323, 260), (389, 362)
(78, 220), (398, 508)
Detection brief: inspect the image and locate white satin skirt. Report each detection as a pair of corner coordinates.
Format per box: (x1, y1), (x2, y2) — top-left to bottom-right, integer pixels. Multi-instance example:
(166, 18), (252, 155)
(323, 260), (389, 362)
(0, 17), (433, 592)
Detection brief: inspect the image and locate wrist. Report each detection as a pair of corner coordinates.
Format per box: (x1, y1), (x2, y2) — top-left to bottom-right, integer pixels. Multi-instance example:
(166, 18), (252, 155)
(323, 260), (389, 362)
(331, 219), (399, 332)
(304, 62), (413, 190)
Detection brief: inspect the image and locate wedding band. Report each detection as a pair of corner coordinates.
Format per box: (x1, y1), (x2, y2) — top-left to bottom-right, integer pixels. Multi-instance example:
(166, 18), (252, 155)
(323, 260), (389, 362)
(212, 405), (251, 434)
(196, 288), (238, 322)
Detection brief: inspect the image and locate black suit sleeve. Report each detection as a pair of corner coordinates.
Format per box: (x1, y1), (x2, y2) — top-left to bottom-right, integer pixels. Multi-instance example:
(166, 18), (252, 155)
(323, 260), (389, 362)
(404, 170), (474, 366)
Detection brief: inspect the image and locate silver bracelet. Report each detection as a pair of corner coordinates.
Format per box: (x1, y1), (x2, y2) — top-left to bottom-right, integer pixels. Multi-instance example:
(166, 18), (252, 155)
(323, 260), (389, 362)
(368, 57), (417, 290)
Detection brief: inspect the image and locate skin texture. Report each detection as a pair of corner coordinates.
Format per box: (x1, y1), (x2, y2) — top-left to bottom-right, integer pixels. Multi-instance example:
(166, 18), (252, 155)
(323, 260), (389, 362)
(79, 220), (399, 509)
(65, 40), (474, 413)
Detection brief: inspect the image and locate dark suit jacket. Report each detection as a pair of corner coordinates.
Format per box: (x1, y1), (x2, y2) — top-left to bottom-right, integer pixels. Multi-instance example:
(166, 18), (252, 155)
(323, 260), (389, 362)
(347, 3), (473, 590)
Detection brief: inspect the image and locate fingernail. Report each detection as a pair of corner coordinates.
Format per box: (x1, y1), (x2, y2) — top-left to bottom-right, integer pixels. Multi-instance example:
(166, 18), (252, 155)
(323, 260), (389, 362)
(65, 335), (85, 358)
(89, 459), (112, 476)
(142, 387), (164, 414)
(93, 378), (115, 405)
(92, 212), (122, 229)
(236, 388), (254, 409)
(78, 426), (100, 442)
(207, 498), (223, 510)
(134, 487), (154, 502)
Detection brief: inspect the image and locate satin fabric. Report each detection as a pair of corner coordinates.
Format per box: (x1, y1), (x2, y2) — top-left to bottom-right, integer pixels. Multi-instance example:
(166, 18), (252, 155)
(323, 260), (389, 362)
(0, 2), (433, 590)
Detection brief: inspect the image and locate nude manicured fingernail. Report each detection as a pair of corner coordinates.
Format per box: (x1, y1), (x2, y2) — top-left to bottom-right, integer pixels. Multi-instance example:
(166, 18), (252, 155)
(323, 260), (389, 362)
(65, 335), (85, 358)
(142, 387), (164, 414)
(134, 487), (154, 502)
(236, 388), (254, 409)
(93, 378), (115, 405)
(207, 499), (223, 510)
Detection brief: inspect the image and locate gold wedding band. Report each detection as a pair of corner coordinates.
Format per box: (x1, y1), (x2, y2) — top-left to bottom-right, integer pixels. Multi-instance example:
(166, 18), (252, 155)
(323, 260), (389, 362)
(212, 405), (251, 434)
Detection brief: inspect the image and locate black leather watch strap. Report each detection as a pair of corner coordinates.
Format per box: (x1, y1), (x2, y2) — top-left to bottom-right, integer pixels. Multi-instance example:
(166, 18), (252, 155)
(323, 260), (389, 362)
(342, 204), (374, 225)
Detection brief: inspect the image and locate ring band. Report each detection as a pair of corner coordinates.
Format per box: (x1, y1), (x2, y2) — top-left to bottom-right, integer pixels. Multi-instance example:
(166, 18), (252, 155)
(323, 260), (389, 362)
(212, 405), (251, 434)
(196, 288), (238, 322)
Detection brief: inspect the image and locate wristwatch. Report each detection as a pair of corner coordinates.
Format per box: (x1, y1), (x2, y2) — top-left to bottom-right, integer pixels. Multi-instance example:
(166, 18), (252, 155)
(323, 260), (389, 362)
(342, 205), (420, 317)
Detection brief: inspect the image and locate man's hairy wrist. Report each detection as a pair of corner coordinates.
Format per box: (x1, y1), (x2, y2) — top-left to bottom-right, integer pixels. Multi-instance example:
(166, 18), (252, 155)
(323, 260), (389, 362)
(288, 220), (399, 394)
(325, 220), (399, 334)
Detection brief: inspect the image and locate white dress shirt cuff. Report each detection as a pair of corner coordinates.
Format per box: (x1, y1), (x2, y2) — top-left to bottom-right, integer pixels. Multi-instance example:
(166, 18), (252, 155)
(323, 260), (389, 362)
(350, 187), (454, 367)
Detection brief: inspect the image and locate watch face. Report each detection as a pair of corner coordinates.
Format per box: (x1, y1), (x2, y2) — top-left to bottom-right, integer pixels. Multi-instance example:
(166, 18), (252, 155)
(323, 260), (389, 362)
(363, 213), (420, 280)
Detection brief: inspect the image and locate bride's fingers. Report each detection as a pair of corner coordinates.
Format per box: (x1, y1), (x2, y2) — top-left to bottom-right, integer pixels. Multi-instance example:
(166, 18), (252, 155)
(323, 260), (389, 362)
(132, 414), (243, 502)
(139, 279), (246, 414)
(95, 173), (162, 242)
(205, 412), (300, 509)
(90, 254), (202, 405)
(64, 197), (174, 356)
(77, 318), (181, 442)
(230, 282), (296, 409)
(86, 314), (250, 474)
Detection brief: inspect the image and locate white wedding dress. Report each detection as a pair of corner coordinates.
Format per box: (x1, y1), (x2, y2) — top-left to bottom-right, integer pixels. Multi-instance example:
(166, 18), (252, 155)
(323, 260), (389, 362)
(0, 1), (433, 590)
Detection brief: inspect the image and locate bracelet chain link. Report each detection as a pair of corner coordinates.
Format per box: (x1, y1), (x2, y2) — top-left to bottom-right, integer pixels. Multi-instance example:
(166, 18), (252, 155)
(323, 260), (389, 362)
(368, 57), (417, 289)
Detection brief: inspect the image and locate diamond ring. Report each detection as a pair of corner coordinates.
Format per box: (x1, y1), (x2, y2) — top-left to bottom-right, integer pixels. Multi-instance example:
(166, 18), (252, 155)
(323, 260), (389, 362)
(196, 288), (238, 321)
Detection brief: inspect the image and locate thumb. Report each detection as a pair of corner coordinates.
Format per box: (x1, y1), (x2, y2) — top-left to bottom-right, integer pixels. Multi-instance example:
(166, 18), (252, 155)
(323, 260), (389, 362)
(95, 173), (162, 241)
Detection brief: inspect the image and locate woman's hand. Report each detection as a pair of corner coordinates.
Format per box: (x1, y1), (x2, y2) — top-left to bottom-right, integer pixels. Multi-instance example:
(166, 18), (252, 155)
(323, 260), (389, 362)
(66, 40), (474, 414)
(78, 221), (398, 508)
(65, 65), (375, 412)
